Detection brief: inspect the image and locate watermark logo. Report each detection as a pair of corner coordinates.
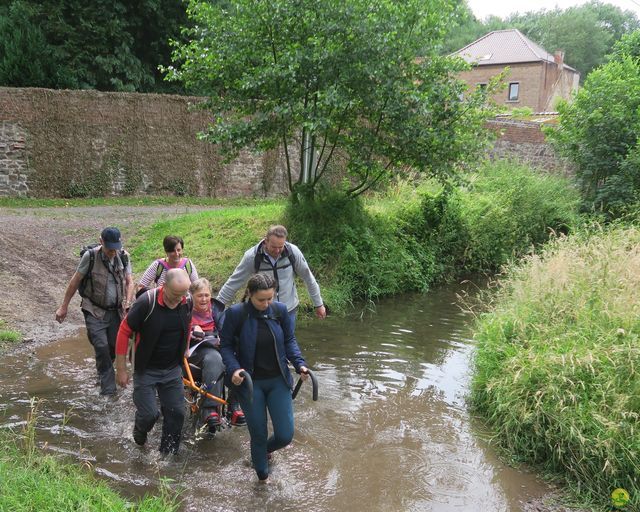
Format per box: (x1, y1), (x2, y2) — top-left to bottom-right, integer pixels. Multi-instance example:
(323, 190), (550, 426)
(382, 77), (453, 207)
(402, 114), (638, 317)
(611, 488), (630, 509)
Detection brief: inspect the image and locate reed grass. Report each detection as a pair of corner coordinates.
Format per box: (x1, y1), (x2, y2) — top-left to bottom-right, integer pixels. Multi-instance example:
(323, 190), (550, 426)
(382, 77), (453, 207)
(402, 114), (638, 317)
(0, 399), (180, 511)
(472, 224), (640, 510)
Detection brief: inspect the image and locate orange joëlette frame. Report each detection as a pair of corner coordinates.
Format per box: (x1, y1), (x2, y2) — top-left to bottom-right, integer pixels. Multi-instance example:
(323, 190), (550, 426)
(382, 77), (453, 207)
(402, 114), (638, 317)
(182, 357), (227, 406)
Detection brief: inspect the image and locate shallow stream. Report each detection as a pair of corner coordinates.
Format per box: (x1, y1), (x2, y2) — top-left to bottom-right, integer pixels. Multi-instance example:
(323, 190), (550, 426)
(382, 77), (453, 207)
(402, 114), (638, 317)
(0, 282), (549, 511)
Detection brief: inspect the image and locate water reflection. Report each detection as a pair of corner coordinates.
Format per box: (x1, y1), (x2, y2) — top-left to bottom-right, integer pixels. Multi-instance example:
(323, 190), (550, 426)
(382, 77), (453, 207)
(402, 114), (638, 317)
(0, 282), (548, 511)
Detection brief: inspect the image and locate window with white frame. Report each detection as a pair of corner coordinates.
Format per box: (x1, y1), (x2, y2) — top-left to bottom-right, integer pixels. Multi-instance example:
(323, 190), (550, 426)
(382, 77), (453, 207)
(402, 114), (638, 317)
(508, 82), (519, 101)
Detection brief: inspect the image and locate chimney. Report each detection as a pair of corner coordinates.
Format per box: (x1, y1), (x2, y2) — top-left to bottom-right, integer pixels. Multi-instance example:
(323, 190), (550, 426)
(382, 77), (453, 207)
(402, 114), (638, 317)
(554, 50), (564, 70)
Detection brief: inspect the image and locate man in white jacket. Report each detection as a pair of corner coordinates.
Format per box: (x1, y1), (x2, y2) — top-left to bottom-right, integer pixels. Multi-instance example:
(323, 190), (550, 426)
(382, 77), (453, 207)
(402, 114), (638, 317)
(217, 225), (326, 328)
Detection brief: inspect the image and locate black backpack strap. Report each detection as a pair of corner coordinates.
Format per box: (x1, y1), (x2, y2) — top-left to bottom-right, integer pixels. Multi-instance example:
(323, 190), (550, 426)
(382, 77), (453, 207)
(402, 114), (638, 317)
(154, 259), (164, 284)
(253, 241), (266, 273)
(283, 242), (296, 274)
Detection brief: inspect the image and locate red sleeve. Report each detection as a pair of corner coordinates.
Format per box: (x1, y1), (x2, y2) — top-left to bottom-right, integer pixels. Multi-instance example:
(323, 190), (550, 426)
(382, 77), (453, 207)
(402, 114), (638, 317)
(115, 317), (134, 356)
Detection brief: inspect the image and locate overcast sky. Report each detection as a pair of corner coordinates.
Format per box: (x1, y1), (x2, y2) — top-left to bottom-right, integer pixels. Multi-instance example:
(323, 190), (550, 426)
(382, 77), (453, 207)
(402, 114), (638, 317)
(466, 0), (640, 20)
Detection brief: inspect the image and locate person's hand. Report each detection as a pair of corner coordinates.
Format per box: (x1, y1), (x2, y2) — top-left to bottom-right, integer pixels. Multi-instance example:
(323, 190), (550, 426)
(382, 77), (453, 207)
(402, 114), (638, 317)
(315, 305), (327, 319)
(299, 365), (309, 381)
(193, 325), (204, 334)
(231, 369), (245, 386)
(116, 368), (130, 388)
(55, 305), (68, 323)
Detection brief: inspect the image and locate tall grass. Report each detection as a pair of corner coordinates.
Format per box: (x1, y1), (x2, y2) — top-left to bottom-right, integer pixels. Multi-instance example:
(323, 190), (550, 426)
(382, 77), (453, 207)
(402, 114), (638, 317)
(471, 224), (640, 509)
(0, 400), (179, 511)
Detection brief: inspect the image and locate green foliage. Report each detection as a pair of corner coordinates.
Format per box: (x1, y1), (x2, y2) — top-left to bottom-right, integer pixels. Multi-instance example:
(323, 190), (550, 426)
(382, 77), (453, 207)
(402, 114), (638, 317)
(169, 0), (493, 200)
(611, 29), (640, 60)
(0, 0), (189, 92)
(458, 160), (580, 271)
(444, 1), (640, 79)
(547, 50), (640, 217)
(0, 1), (69, 88)
(471, 224), (640, 509)
(280, 160), (579, 308)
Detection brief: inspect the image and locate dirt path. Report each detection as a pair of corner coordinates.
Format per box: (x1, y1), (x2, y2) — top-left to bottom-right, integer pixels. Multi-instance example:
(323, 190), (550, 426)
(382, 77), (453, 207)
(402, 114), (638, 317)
(0, 204), (208, 344)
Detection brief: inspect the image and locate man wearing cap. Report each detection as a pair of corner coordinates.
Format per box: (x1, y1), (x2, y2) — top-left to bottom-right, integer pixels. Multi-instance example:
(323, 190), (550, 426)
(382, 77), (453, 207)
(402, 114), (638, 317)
(56, 227), (134, 395)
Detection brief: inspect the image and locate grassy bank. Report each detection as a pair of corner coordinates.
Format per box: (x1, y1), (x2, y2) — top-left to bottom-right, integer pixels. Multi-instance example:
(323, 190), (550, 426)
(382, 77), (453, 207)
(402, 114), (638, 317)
(0, 422), (178, 511)
(471, 224), (640, 510)
(128, 201), (286, 296)
(128, 160), (580, 313)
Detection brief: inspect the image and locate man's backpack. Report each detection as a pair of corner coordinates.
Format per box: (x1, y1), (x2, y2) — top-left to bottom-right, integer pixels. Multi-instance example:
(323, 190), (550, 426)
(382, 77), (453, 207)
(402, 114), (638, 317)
(78, 244), (129, 299)
(253, 241), (296, 273)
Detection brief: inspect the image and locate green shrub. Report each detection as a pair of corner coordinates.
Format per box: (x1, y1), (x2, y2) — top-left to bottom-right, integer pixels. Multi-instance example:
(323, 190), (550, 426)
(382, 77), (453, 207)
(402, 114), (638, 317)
(471, 224), (640, 508)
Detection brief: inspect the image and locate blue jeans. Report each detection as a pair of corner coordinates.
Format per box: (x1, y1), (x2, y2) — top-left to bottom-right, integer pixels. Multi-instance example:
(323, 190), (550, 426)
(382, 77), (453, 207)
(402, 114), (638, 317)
(237, 375), (294, 478)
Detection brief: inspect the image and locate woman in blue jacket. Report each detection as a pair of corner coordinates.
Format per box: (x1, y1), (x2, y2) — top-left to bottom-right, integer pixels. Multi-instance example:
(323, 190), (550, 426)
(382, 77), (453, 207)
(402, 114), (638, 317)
(220, 273), (309, 482)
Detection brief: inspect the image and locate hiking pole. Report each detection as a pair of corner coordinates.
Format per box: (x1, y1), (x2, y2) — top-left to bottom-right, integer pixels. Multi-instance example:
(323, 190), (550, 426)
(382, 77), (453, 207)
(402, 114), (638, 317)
(292, 368), (318, 401)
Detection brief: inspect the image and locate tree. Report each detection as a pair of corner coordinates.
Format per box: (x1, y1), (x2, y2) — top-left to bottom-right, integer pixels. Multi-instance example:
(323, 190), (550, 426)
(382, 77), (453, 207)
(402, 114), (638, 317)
(0, 0), (189, 92)
(0, 1), (72, 88)
(168, 0), (493, 201)
(547, 34), (640, 215)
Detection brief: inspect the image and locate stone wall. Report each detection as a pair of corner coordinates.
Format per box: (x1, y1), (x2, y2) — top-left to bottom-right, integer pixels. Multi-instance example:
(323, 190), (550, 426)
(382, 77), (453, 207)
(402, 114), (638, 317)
(0, 87), (574, 198)
(486, 116), (574, 175)
(0, 87), (293, 198)
(0, 121), (30, 196)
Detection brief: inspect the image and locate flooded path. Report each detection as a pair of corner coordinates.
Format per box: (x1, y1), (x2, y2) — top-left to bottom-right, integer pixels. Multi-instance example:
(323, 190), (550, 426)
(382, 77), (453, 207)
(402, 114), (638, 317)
(0, 283), (551, 511)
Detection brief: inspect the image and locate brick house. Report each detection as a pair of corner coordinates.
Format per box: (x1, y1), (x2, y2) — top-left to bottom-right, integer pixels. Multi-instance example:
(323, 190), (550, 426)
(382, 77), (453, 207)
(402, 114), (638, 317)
(453, 29), (580, 111)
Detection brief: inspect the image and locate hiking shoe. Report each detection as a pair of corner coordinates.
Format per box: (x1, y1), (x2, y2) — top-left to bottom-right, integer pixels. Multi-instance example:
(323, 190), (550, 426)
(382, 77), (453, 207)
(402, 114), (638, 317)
(206, 411), (222, 433)
(133, 426), (147, 446)
(227, 404), (246, 426)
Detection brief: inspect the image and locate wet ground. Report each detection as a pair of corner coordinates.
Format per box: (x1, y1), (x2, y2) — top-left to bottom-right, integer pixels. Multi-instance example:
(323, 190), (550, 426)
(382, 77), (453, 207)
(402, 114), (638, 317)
(0, 283), (568, 511)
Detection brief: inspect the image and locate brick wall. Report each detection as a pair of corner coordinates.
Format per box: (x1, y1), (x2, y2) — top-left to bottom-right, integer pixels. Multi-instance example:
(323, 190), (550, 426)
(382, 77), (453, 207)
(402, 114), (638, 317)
(0, 87), (573, 198)
(486, 117), (574, 174)
(0, 87), (293, 198)
(458, 62), (579, 111)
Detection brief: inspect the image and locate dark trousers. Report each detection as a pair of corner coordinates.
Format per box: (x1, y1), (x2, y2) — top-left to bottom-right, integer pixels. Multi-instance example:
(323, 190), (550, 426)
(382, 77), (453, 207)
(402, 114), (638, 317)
(238, 375), (294, 478)
(83, 309), (120, 395)
(187, 346), (225, 417)
(133, 366), (185, 454)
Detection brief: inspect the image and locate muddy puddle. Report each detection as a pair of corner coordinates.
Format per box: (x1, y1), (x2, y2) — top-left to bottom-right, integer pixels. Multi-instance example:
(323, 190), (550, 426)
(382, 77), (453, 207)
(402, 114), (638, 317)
(0, 283), (551, 511)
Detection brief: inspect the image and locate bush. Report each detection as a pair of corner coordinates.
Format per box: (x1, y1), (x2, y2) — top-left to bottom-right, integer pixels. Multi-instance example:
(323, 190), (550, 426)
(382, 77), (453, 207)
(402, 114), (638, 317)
(471, 224), (640, 508)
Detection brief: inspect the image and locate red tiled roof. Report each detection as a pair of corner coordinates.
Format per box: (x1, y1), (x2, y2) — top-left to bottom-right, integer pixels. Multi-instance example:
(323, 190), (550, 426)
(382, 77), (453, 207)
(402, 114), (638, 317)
(453, 29), (578, 73)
